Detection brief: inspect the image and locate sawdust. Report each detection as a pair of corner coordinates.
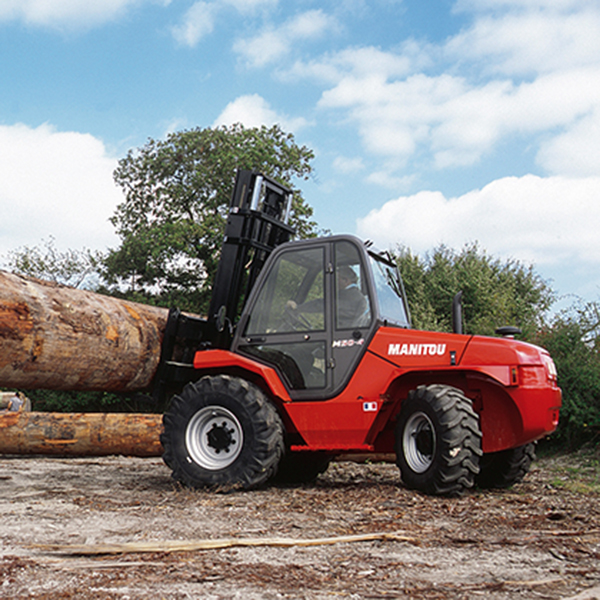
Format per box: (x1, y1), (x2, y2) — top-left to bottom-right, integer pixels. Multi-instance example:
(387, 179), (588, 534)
(0, 453), (598, 599)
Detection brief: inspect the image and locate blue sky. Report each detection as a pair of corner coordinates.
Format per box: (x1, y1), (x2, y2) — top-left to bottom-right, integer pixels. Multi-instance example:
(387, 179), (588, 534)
(1, 0), (600, 307)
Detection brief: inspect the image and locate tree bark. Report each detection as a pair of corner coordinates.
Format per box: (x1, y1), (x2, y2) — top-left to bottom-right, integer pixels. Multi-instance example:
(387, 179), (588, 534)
(0, 411), (163, 456)
(0, 271), (168, 392)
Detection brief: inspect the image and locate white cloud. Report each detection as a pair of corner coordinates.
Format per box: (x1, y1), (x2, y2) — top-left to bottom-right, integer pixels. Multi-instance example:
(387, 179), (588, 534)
(365, 171), (415, 190)
(454, 0), (596, 13)
(0, 0), (167, 30)
(286, 46), (415, 85)
(171, 1), (215, 47)
(213, 94), (307, 132)
(332, 156), (364, 173)
(446, 5), (600, 76)
(221, 0), (276, 12)
(283, 2), (600, 180)
(234, 9), (337, 67)
(169, 0), (276, 48)
(286, 9), (333, 39)
(319, 72), (484, 167)
(537, 109), (600, 177)
(357, 174), (600, 267)
(235, 30), (288, 67)
(316, 64), (600, 171)
(0, 123), (122, 259)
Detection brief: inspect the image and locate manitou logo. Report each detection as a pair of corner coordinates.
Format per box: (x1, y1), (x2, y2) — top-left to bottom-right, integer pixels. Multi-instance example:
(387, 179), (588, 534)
(388, 343), (447, 357)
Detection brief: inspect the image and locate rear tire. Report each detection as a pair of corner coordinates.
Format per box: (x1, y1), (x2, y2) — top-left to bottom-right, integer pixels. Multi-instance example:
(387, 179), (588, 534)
(395, 384), (482, 496)
(161, 375), (284, 490)
(476, 442), (536, 489)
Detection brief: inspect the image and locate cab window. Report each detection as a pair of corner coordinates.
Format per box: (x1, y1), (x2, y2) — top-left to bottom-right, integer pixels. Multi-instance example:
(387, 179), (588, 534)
(244, 247), (325, 336)
(334, 240), (371, 329)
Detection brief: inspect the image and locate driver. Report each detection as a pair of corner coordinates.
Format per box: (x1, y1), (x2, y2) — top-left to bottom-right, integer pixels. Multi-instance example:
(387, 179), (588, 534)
(285, 265), (367, 329)
(335, 265), (367, 328)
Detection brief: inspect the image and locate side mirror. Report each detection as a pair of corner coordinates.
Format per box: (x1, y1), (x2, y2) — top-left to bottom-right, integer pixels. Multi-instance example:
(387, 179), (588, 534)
(215, 305), (227, 333)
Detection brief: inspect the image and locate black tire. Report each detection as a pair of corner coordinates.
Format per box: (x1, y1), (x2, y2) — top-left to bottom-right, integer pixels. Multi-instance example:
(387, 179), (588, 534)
(395, 384), (482, 496)
(476, 442), (536, 489)
(271, 451), (332, 484)
(161, 375), (284, 490)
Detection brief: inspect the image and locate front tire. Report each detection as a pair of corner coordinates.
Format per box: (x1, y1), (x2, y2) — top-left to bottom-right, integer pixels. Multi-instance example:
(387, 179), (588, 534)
(395, 384), (482, 496)
(161, 375), (284, 490)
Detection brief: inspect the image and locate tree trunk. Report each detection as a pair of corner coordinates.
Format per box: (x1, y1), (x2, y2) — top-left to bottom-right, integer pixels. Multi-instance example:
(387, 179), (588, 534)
(0, 411), (163, 456)
(0, 271), (168, 392)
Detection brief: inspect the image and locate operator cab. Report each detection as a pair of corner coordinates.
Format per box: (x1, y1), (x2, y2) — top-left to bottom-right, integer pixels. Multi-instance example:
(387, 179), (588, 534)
(233, 235), (410, 400)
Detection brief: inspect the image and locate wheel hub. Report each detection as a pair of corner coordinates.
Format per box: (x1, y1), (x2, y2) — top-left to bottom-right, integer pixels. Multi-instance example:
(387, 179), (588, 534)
(185, 406), (244, 470)
(207, 421), (236, 453)
(403, 411), (436, 473)
(415, 426), (434, 457)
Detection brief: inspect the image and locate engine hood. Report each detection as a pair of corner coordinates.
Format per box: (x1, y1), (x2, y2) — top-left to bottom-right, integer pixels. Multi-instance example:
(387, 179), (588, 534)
(369, 327), (555, 387)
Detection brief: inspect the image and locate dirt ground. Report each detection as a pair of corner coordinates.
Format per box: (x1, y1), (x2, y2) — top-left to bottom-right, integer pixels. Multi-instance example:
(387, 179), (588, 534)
(1, 451), (599, 600)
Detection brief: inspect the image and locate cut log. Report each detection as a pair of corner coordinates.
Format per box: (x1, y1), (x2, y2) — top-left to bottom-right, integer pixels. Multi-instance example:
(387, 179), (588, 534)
(0, 408), (397, 459)
(0, 270), (169, 392)
(0, 411), (163, 456)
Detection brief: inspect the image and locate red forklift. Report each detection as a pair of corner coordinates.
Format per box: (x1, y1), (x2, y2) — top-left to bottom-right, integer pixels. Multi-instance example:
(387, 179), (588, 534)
(156, 171), (561, 496)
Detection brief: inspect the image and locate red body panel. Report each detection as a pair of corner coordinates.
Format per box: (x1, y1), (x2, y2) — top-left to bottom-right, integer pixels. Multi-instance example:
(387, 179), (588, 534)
(193, 349), (291, 402)
(458, 336), (561, 452)
(284, 351), (401, 451)
(193, 326), (561, 455)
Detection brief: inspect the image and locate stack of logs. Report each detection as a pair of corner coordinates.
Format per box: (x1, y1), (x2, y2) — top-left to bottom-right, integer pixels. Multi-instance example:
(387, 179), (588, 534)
(0, 270), (170, 457)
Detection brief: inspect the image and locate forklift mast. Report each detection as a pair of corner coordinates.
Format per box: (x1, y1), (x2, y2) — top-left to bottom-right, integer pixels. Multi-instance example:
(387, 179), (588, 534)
(208, 170), (295, 346)
(153, 170), (295, 400)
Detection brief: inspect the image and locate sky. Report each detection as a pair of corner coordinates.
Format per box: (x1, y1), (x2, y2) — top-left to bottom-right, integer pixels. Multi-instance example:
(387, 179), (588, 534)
(1, 0), (600, 307)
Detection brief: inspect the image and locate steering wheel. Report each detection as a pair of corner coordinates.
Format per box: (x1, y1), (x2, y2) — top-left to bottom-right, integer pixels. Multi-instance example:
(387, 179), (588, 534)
(282, 304), (312, 331)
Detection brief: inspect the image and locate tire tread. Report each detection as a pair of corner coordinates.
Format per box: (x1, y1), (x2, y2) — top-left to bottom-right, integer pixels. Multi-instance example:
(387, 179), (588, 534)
(161, 375), (284, 490)
(396, 384), (483, 496)
(476, 442), (536, 489)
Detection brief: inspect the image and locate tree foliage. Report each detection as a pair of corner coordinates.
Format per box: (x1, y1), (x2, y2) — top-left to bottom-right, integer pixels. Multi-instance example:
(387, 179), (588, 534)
(6, 237), (101, 289)
(104, 123), (316, 312)
(534, 301), (600, 448)
(395, 244), (554, 337)
(394, 243), (599, 448)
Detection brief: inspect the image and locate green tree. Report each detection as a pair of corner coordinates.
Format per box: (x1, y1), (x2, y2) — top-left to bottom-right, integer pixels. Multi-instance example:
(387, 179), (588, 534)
(395, 243), (599, 449)
(104, 123), (316, 312)
(6, 237), (101, 289)
(395, 244), (554, 337)
(534, 301), (600, 448)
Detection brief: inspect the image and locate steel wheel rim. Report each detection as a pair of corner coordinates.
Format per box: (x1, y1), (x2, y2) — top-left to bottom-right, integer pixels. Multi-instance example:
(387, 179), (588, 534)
(186, 406), (244, 470)
(403, 411), (436, 473)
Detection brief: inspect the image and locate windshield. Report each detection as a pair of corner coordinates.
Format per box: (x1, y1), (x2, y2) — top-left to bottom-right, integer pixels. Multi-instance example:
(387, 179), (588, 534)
(368, 251), (411, 327)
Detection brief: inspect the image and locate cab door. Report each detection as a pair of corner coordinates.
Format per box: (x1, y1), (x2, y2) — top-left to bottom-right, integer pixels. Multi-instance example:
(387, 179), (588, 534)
(330, 238), (374, 393)
(234, 237), (374, 400)
(235, 242), (332, 399)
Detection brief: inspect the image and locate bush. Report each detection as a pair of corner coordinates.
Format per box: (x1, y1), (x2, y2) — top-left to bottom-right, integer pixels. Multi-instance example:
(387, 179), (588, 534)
(534, 304), (600, 449)
(396, 244), (553, 337)
(22, 389), (159, 414)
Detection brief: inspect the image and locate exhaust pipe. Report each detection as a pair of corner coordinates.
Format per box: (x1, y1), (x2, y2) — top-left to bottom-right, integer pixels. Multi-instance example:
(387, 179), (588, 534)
(452, 291), (463, 335)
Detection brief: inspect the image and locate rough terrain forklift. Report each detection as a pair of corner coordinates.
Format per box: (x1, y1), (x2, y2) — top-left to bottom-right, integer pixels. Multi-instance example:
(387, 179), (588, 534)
(156, 170), (561, 496)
